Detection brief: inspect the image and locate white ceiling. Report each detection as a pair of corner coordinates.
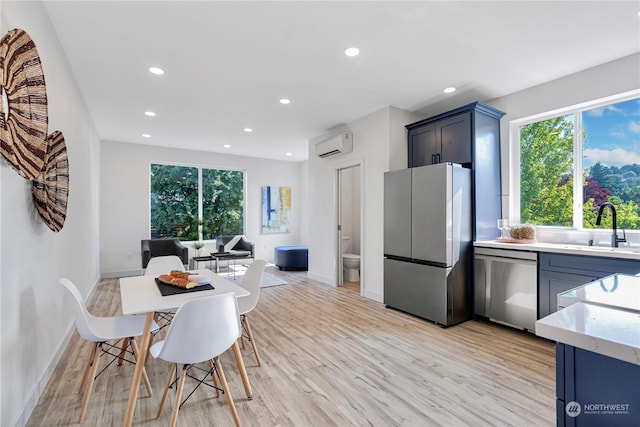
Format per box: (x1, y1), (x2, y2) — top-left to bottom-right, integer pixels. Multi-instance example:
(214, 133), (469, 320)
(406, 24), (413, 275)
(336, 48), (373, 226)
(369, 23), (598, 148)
(42, 1), (640, 162)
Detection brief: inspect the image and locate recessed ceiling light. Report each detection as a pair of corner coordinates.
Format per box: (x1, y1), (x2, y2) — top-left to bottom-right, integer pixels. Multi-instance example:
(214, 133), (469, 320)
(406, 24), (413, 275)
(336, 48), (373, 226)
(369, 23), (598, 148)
(148, 67), (165, 75)
(224, 144), (231, 148)
(244, 128), (253, 133)
(345, 47), (360, 57)
(142, 133), (151, 138)
(286, 152), (293, 156)
(280, 99), (291, 105)
(443, 87), (456, 94)
(144, 111), (156, 117)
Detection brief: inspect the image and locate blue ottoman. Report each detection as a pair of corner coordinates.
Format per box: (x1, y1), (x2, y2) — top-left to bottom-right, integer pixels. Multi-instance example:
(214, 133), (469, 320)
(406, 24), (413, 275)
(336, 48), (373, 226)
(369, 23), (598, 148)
(274, 245), (308, 271)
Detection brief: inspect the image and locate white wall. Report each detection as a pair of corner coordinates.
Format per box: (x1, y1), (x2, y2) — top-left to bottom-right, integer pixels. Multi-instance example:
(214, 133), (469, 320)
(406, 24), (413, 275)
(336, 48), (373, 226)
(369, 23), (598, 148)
(487, 53), (640, 228)
(100, 140), (302, 276)
(305, 52), (639, 304)
(0, 2), (101, 426)
(307, 106), (417, 302)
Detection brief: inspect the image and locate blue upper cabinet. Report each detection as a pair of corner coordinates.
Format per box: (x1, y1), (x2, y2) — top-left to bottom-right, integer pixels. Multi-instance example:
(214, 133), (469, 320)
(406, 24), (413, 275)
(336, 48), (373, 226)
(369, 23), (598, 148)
(408, 112), (471, 166)
(406, 102), (505, 241)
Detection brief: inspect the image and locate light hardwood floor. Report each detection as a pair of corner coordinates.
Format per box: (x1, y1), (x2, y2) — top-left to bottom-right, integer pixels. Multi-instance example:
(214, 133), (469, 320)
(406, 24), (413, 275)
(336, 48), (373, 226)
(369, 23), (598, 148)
(27, 267), (556, 426)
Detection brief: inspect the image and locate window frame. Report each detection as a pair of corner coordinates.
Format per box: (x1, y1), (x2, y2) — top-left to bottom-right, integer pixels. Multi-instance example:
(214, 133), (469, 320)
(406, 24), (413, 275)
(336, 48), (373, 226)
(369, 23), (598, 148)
(509, 89), (640, 232)
(149, 161), (246, 241)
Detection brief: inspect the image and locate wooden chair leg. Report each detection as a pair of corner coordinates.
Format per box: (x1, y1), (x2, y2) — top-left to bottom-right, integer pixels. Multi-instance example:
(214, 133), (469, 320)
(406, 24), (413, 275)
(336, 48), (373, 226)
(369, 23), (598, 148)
(170, 366), (187, 427)
(79, 343), (98, 394)
(231, 342), (252, 399)
(157, 363), (176, 419)
(215, 358), (240, 427)
(243, 315), (261, 367)
(129, 338), (153, 396)
(117, 337), (130, 366)
(208, 360), (221, 397)
(79, 342), (102, 422)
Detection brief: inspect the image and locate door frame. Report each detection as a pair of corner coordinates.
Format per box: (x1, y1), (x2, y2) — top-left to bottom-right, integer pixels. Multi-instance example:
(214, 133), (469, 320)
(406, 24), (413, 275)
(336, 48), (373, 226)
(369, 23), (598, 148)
(335, 159), (364, 294)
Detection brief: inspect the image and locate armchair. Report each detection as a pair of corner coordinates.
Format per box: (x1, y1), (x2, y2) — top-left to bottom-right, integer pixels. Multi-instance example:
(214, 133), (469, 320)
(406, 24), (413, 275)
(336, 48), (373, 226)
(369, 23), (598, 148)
(141, 238), (189, 268)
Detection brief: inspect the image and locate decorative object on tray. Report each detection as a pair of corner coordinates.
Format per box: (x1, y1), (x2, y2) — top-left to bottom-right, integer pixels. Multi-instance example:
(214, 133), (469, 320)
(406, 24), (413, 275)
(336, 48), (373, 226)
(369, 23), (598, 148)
(496, 237), (537, 244)
(158, 273), (195, 288)
(154, 278), (213, 296)
(496, 223), (536, 243)
(31, 130), (69, 232)
(509, 223), (536, 240)
(0, 28), (49, 179)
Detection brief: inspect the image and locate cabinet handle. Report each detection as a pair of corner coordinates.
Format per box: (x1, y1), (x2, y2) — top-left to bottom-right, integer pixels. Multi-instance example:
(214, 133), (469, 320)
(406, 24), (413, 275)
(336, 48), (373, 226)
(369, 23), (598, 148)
(431, 154), (436, 164)
(436, 153), (441, 163)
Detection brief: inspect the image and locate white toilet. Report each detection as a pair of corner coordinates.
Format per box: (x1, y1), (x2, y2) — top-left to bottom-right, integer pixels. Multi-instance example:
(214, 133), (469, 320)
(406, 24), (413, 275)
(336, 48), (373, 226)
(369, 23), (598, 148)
(342, 236), (361, 282)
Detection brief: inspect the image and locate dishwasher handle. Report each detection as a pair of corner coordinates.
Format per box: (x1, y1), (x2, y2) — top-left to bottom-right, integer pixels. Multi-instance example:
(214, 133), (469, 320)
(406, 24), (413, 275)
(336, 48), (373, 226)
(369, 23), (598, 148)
(474, 254), (537, 267)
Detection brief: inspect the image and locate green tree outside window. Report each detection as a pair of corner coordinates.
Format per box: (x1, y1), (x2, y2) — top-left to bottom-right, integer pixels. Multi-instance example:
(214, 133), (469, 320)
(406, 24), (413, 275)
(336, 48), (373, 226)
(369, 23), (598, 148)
(150, 164), (244, 240)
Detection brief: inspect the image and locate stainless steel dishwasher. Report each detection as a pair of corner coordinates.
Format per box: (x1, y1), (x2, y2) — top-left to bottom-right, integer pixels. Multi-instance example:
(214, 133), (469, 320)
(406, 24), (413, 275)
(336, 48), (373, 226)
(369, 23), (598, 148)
(474, 247), (538, 331)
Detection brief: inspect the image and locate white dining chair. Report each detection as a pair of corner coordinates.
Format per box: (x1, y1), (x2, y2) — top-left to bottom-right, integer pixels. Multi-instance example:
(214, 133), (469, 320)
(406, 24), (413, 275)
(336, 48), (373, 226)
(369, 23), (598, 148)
(144, 255), (186, 327)
(144, 255), (186, 276)
(150, 292), (242, 427)
(59, 278), (159, 423)
(236, 259), (267, 367)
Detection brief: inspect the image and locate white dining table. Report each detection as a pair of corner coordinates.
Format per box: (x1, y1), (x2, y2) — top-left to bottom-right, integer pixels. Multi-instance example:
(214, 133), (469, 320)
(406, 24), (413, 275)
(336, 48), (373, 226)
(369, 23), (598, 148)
(120, 269), (251, 427)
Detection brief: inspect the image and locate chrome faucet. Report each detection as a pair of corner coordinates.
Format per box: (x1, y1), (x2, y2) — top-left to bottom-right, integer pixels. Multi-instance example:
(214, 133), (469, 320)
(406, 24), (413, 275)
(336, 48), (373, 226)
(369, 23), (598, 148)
(595, 202), (626, 247)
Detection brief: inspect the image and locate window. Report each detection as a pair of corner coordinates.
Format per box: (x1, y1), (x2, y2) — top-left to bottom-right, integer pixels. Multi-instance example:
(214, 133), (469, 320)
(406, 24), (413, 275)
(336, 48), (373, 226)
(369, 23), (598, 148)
(150, 164), (244, 240)
(516, 95), (640, 231)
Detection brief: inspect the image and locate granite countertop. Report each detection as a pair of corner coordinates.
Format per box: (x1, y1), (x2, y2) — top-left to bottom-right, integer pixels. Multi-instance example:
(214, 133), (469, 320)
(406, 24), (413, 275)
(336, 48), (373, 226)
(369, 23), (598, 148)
(474, 240), (640, 260)
(535, 302), (640, 366)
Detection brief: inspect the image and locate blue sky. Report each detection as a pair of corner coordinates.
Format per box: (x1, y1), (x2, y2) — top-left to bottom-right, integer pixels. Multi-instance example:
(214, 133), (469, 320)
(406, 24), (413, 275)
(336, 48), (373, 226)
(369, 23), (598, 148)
(583, 97), (640, 168)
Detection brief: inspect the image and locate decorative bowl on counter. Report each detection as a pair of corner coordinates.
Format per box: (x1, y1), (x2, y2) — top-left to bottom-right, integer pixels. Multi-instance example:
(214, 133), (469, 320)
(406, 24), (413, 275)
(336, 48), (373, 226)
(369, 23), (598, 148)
(497, 223), (536, 243)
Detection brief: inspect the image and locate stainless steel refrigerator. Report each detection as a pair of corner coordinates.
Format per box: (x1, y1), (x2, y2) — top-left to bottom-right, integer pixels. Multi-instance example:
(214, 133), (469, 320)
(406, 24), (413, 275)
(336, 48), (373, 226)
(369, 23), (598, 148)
(383, 162), (472, 326)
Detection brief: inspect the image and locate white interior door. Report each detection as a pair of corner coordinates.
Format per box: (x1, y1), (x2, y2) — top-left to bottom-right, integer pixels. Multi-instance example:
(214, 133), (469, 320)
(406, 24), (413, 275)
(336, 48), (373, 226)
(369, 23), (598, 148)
(336, 168), (344, 287)
(336, 162), (363, 292)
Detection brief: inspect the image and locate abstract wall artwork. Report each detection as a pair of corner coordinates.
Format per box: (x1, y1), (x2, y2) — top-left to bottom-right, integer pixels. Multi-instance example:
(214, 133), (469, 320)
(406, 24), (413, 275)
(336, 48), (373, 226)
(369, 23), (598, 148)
(261, 186), (291, 234)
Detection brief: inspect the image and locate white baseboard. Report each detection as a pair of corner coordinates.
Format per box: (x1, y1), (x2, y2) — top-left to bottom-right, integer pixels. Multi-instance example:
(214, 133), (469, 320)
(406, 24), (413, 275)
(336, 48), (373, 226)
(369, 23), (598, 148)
(13, 317), (75, 426)
(306, 271), (335, 286)
(363, 288), (383, 303)
(14, 275), (102, 427)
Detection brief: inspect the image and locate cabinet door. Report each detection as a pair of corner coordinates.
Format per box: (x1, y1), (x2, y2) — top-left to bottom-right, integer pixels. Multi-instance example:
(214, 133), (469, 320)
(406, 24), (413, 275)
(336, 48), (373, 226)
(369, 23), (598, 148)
(438, 112), (471, 164)
(538, 270), (598, 319)
(408, 124), (437, 167)
(558, 344), (640, 427)
(539, 252), (640, 318)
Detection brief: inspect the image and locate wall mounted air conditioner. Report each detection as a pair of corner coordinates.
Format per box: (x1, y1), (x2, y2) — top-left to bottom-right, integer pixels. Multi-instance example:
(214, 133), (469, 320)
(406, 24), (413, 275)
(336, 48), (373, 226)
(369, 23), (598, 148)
(315, 132), (353, 158)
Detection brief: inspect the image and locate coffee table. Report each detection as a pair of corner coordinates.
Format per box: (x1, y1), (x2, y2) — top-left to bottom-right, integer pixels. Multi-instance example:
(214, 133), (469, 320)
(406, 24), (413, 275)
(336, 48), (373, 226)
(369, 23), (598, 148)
(189, 255), (215, 270)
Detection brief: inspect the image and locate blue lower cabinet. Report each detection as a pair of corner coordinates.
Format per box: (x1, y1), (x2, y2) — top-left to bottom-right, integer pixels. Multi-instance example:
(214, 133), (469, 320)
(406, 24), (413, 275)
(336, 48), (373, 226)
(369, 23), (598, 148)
(556, 343), (640, 426)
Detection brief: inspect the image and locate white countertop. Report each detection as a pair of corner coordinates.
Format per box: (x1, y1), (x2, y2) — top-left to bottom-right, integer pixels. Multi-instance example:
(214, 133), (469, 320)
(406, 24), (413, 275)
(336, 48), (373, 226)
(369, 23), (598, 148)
(558, 274), (640, 313)
(535, 302), (640, 366)
(474, 240), (640, 260)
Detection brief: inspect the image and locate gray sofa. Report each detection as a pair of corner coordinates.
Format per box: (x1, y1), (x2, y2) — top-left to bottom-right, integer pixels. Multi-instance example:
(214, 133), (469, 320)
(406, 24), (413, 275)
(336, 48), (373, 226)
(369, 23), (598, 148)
(215, 235), (255, 260)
